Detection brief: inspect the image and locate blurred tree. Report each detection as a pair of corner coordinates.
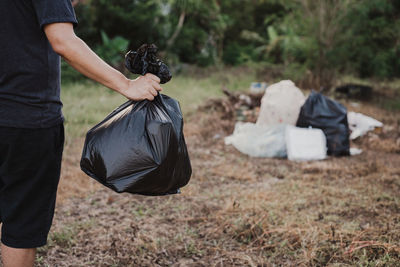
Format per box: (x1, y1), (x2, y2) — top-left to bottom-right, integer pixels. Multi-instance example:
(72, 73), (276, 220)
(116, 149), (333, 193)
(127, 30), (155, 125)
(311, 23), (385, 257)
(221, 0), (289, 65)
(165, 0), (199, 51)
(286, 0), (353, 88)
(168, 0), (231, 66)
(342, 0), (400, 78)
(260, 0), (400, 81)
(90, 0), (166, 50)
(73, 1), (99, 47)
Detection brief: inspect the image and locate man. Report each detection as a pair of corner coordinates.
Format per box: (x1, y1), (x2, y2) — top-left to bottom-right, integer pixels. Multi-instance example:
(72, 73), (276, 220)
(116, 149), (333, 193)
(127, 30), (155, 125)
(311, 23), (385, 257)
(0, 1), (162, 266)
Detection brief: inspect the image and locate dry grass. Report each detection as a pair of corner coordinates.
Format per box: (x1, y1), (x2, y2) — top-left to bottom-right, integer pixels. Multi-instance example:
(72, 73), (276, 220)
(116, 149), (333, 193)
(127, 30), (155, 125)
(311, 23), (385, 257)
(36, 83), (400, 266)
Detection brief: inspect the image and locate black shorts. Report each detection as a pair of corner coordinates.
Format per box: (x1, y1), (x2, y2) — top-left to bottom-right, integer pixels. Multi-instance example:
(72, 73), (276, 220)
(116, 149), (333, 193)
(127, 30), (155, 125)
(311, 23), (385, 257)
(0, 124), (64, 248)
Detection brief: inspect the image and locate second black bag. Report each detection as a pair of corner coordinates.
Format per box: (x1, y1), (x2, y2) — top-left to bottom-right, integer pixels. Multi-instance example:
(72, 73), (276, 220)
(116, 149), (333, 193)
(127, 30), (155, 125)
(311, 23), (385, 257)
(296, 91), (350, 156)
(80, 94), (192, 196)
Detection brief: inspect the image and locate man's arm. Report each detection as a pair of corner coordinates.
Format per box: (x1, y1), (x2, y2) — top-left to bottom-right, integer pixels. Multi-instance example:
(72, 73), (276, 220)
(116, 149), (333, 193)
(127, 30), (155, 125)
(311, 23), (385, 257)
(44, 23), (162, 101)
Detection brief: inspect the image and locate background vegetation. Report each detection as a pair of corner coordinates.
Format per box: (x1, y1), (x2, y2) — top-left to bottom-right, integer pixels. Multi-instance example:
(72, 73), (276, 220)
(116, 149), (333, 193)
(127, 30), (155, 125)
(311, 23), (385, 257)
(65, 0), (400, 88)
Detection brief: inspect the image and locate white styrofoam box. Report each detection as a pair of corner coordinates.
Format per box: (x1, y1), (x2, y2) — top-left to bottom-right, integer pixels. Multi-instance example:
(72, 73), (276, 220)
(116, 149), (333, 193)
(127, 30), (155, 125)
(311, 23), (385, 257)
(285, 126), (327, 161)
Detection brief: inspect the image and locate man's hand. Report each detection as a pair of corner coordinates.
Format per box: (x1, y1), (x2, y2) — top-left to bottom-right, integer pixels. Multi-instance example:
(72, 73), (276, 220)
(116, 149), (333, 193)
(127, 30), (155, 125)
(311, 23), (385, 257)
(44, 22), (162, 101)
(122, 74), (162, 101)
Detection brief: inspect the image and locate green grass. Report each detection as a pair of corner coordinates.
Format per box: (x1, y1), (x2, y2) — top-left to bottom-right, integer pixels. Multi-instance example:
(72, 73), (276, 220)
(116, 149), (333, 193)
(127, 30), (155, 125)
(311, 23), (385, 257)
(61, 69), (256, 140)
(61, 82), (125, 144)
(48, 219), (97, 248)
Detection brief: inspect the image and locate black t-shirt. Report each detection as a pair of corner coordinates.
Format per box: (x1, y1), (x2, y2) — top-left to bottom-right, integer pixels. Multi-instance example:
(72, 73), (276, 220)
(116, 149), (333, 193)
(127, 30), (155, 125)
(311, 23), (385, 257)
(0, 0), (78, 128)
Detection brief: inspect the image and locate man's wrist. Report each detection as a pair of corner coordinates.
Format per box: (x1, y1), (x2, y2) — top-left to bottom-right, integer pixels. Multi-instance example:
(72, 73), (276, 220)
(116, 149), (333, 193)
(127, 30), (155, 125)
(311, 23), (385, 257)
(115, 75), (130, 95)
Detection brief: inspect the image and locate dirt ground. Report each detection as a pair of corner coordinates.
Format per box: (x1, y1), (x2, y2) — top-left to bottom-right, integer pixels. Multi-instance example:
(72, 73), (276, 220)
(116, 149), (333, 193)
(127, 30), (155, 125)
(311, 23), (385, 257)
(37, 92), (400, 266)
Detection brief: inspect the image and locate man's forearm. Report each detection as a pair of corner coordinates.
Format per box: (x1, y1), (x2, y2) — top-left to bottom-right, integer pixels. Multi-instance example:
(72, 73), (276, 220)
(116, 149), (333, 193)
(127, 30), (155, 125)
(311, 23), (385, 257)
(44, 23), (127, 94)
(58, 36), (128, 93)
(44, 22), (162, 101)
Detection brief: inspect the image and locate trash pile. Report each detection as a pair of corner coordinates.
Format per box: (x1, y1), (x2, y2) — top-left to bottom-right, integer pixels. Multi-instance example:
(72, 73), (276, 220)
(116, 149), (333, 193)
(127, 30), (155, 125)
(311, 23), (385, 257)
(225, 80), (383, 161)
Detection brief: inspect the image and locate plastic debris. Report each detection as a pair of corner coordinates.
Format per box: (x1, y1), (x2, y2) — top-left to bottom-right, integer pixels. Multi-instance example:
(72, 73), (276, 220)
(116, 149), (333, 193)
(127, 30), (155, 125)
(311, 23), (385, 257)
(347, 112), (383, 140)
(350, 147), (363, 156)
(250, 82), (268, 94)
(225, 122), (287, 158)
(285, 126), (327, 161)
(257, 80), (306, 126)
(297, 91), (350, 156)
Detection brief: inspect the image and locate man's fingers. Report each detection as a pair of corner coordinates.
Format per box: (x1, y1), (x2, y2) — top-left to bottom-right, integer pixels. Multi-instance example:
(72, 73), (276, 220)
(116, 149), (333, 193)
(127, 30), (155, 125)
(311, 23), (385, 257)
(145, 73), (161, 83)
(146, 94), (155, 101)
(125, 76), (162, 101)
(149, 87), (158, 96)
(151, 80), (162, 91)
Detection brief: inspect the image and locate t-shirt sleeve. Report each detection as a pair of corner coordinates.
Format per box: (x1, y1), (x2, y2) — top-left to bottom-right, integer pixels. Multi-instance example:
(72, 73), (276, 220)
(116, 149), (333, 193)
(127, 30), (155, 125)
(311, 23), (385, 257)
(32, 0), (78, 29)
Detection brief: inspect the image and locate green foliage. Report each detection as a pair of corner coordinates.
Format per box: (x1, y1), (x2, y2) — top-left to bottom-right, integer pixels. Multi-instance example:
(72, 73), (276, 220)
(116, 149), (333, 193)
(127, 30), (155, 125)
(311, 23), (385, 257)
(341, 0), (400, 78)
(61, 31), (129, 83)
(90, 0), (167, 50)
(221, 0), (288, 65)
(69, 0), (400, 80)
(168, 0), (231, 66)
(275, 0), (353, 87)
(247, 0), (400, 84)
(95, 31), (129, 68)
(61, 60), (85, 83)
(223, 43), (257, 65)
(74, 3), (99, 47)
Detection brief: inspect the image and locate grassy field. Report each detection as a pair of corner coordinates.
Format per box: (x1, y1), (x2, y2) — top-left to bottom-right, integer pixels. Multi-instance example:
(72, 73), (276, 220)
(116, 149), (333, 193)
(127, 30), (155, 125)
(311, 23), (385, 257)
(39, 68), (400, 266)
(61, 67), (257, 140)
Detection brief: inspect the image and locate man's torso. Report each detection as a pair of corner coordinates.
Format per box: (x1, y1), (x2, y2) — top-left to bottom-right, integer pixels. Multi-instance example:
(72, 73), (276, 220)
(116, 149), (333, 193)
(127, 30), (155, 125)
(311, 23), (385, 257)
(0, 0), (77, 128)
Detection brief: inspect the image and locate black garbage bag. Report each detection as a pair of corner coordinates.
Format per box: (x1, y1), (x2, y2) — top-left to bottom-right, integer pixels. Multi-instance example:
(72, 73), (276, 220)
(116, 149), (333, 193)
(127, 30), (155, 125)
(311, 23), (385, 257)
(125, 44), (172, 84)
(80, 94), (192, 195)
(296, 91), (350, 156)
(81, 44), (190, 195)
